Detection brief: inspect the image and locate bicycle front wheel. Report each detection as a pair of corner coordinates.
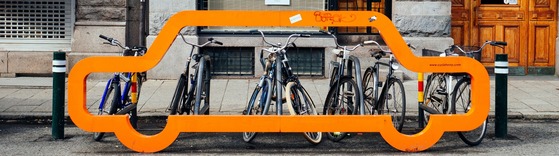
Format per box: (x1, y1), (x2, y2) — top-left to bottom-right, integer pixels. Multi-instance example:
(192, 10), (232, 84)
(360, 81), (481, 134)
(286, 82), (322, 145)
(194, 59), (211, 115)
(323, 77), (359, 142)
(422, 73), (448, 125)
(378, 78), (406, 132)
(242, 78), (272, 143)
(453, 77), (487, 146)
(93, 81), (118, 141)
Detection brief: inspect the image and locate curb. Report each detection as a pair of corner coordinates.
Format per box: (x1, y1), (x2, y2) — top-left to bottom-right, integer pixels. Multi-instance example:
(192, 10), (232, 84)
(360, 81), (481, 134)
(2, 112), (558, 124)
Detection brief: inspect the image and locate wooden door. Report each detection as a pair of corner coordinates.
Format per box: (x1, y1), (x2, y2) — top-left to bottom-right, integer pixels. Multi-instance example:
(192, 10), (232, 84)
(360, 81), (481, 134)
(473, 0), (527, 68)
(451, 0), (557, 74)
(528, 0), (556, 68)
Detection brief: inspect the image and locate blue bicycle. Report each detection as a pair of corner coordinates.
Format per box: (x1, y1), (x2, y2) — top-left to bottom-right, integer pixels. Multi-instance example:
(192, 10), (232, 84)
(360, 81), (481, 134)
(93, 35), (147, 141)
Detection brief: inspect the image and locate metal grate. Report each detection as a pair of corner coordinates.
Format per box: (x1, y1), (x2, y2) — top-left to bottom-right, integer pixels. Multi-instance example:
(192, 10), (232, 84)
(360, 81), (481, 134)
(336, 0), (387, 34)
(286, 47), (325, 77)
(0, 0), (72, 39)
(201, 47), (255, 76)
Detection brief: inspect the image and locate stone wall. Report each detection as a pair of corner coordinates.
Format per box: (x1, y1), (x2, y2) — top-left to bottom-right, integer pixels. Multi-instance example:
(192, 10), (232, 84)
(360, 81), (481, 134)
(391, 0), (453, 79)
(69, 0), (128, 79)
(146, 0), (197, 79)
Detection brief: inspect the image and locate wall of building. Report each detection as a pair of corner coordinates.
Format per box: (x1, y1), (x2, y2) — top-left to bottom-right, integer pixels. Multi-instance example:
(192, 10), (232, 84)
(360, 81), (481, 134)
(391, 0), (453, 79)
(68, 0), (128, 79)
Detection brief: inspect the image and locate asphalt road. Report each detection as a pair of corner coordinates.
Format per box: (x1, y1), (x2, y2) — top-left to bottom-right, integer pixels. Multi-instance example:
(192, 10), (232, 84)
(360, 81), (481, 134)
(1, 120), (558, 155)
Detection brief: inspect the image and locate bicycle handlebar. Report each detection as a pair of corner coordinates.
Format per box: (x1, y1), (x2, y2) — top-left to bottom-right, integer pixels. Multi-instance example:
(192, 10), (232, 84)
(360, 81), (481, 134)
(99, 34), (126, 49)
(450, 40), (507, 55)
(179, 33), (223, 48)
(253, 29), (309, 53)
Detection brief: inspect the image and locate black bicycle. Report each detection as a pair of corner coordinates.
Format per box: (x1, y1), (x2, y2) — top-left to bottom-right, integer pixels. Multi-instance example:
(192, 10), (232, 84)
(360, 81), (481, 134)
(167, 34), (222, 115)
(242, 30), (322, 144)
(362, 40), (411, 132)
(321, 30), (365, 142)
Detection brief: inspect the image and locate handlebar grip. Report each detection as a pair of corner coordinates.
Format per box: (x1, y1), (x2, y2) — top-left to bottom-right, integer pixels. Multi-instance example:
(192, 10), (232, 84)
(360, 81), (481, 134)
(300, 34), (311, 37)
(493, 41), (507, 46)
(99, 35), (110, 41)
(363, 40), (375, 45)
(214, 41), (224, 45)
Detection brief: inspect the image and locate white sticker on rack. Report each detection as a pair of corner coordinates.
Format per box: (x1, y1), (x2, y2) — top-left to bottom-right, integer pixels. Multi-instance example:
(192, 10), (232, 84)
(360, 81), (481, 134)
(290, 14), (302, 24)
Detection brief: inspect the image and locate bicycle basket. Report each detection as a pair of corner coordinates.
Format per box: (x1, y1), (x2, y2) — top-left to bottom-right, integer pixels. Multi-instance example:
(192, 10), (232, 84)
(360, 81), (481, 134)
(450, 46), (481, 62)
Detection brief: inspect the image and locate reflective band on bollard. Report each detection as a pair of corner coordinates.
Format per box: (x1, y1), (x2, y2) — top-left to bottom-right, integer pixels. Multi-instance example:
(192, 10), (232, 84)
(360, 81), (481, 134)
(495, 54), (508, 138)
(52, 52), (66, 140)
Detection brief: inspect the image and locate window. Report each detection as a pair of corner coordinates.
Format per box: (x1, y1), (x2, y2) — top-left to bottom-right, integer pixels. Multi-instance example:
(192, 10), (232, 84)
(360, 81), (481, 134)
(201, 47), (255, 76)
(335, 0), (390, 34)
(0, 0), (74, 51)
(286, 47), (325, 77)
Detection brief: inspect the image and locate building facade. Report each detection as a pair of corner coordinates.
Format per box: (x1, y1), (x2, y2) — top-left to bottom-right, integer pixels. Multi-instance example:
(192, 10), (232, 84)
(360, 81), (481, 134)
(0, 0), (557, 79)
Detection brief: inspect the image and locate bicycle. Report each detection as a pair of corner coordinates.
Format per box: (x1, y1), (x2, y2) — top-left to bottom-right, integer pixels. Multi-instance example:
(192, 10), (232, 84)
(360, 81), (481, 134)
(167, 34), (222, 115)
(421, 40), (507, 146)
(94, 35), (147, 141)
(242, 30), (322, 144)
(321, 30), (365, 142)
(361, 40), (411, 132)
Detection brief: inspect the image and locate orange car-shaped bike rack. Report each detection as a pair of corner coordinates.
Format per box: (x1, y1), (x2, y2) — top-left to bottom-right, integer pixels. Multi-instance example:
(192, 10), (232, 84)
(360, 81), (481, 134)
(68, 11), (490, 153)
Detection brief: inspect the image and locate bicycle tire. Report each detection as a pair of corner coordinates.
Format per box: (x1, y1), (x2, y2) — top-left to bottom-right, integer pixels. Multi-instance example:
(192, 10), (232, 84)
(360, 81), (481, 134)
(194, 59), (210, 115)
(169, 74), (187, 115)
(323, 77), (359, 142)
(378, 78), (406, 132)
(453, 78), (487, 146)
(286, 82), (322, 145)
(362, 67), (378, 115)
(242, 78), (273, 143)
(93, 81), (117, 141)
(422, 73), (448, 125)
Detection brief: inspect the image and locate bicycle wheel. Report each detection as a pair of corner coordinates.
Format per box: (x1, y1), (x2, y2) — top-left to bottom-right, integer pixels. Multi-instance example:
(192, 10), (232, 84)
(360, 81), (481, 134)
(93, 80), (118, 141)
(242, 78), (272, 143)
(194, 59), (211, 115)
(286, 82), (322, 145)
(422, 73), (448, 124)
(323, 77), (359, 142)
(362, 67), (378, 115)
(453, 78), (487, 146)
(378, 78), (406, 132)
(169, 74), (187, 115)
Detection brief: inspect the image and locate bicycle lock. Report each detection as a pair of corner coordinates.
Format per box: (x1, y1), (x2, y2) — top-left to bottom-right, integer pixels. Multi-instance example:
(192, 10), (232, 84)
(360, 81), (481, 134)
(495, 54), (508, 138)
(52, 52), (66, 139)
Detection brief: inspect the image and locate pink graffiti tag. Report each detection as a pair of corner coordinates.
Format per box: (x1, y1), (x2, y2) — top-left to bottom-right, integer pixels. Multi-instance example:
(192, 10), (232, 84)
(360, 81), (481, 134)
(314, 11), (357, 24)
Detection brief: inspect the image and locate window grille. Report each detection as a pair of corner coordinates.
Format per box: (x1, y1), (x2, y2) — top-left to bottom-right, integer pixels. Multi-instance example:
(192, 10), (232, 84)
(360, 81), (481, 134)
(201, 47), (255, 76)
(0, 0), (74, 51)
(287, 47), (325, 77)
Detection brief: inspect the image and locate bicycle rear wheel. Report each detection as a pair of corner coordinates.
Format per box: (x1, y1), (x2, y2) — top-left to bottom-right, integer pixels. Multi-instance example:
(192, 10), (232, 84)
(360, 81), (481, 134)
(362, 67), (378, 115)
(242, 78), (272, 143)
(194, 59), (211, 115)
(453, 78), (487, 146)
(323, 77), (359, 142)
(378, 78), (406, 132)
(422, 73), (448, 125)
(93, 81), (120, 141)
(286, 82), (322, 145)
(93, 81), (118, 141)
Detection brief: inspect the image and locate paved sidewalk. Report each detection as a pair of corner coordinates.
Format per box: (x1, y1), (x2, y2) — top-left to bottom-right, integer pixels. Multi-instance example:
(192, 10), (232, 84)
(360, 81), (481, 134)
(1, 76), (559, 120)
